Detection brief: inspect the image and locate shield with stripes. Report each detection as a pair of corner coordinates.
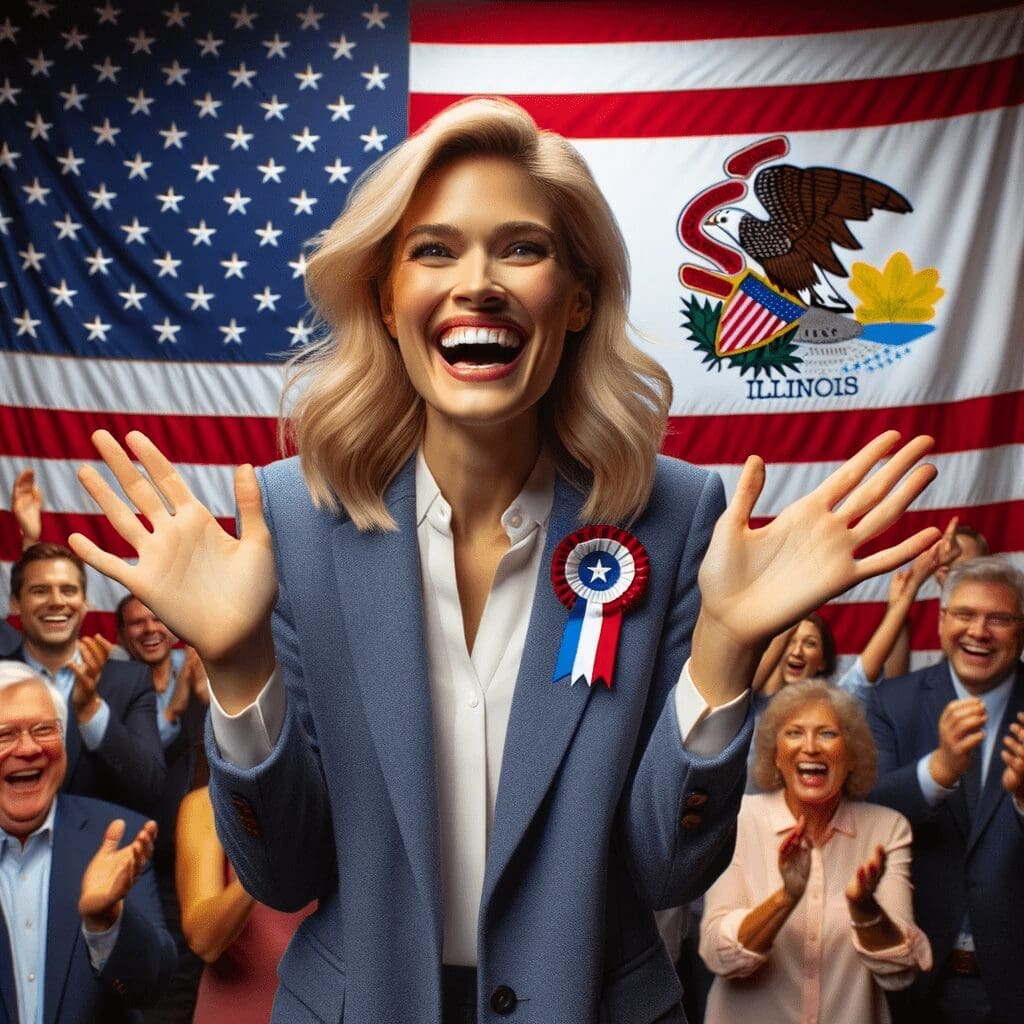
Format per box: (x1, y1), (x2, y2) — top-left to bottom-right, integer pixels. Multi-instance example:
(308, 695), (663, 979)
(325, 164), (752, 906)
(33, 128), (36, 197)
(715, 271), (806, 356)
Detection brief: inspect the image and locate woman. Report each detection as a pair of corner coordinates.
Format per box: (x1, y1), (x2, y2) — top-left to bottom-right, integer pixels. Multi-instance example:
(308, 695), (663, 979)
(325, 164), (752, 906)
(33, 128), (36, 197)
(176, 786), (314, 1024)
(700, 680), (932, 1023)
(68, 98), (938, 1023)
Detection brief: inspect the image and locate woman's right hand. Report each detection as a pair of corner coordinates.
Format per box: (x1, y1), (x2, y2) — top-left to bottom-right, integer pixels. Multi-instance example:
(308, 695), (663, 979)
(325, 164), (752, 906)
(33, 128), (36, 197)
(68, 430), (278, 706)
(778, 817), (811, 902)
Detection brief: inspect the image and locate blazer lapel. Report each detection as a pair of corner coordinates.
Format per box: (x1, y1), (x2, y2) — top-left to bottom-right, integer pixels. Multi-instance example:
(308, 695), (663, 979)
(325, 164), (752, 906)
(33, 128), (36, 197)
(332, 459), (443, 952)
(482, 475), (598, 903)
(44, 797), (87, 1024)
(967, 666), (1024, 854)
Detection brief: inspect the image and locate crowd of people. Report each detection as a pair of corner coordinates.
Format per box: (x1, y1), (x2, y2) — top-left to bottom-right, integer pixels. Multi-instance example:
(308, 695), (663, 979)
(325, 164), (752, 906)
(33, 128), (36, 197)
(0, 97), (1020, 1024)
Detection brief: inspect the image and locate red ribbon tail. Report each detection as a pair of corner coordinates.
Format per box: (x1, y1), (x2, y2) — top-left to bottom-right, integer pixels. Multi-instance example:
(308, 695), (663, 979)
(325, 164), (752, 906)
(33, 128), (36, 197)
(592, 608), (622, 689)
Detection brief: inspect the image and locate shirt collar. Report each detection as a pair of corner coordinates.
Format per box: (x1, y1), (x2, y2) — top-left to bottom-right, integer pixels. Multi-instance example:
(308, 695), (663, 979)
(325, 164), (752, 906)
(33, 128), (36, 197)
(22, 644), (79, 679)
(947, 662), (1015, 713)
(0, 800), (56, 856)
(764, 787), (856, 841)
(415, 449), (555, 541)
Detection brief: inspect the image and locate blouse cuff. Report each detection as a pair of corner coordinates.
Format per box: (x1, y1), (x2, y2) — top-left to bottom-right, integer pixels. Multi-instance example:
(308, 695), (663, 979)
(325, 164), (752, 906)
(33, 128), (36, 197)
(704, 908), (769, 978)
(851, 919), (933, 990)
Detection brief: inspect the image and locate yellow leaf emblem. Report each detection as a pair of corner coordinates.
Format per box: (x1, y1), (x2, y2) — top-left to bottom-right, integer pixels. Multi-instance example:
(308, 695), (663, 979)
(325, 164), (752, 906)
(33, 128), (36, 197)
(849, 252), (944, 324)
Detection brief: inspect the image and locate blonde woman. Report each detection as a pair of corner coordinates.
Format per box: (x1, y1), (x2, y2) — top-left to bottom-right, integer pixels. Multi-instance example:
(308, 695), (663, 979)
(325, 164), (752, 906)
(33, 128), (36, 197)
(71, 98), (938, 1024)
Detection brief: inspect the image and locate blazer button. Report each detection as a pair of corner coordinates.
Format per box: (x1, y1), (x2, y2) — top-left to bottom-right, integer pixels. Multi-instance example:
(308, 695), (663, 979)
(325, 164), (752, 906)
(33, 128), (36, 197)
(680, 813), (703, 830)
(685, 791), (708, 808)
(490, 985), (517, 1014)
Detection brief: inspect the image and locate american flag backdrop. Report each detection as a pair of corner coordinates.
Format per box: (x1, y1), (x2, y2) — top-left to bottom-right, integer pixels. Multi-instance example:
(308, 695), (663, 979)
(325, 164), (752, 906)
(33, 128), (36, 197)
(2, 1), (1023, 667)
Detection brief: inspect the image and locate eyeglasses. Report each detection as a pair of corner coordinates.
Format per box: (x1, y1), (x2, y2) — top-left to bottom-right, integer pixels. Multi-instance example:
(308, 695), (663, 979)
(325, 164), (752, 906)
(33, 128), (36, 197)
(0, 720), (62, 753)
(941, 607), (1024, 631)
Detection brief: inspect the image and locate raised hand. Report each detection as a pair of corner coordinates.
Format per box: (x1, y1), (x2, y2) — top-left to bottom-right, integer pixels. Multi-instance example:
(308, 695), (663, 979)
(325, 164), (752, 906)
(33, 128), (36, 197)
(69, 634), (112, 722)
(778, 817), (811, 902)
(68, 431), (277, 709)
(929, 697), (987, 788)
(79, 818), (158, 932)
(846, 843), (887, 904)
(12, 468), (43, 548)
(698, 432), (939, 653)
(1001, 711), (1024, 801)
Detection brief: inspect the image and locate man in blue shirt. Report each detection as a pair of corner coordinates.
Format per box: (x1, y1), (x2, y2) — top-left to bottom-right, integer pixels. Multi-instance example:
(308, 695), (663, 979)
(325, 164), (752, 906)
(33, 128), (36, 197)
(0, 660), (175, 1023)
(868, 557), (1024, 1024)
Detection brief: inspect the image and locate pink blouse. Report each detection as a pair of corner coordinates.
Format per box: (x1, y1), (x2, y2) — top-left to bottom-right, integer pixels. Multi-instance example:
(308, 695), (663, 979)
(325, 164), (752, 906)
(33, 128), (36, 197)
(699, 791), (932, 1024)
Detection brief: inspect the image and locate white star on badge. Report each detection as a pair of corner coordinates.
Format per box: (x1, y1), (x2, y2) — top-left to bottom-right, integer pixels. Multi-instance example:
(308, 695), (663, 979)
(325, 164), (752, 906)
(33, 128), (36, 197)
(292, 127), (320, 152)
(162, 60), (190, 86)
(128, 89), (155, 116)
(223, 189), (251, 215)
(185, 284), (214, 310)
(254, 221), (282, 246)
(57, 148), (85, 176)
(0, 143), (20, 169)
(29, 0), (56, 16)
(26, 113), (53, 141)
(225, 125), (254, 150)
(95, 2), (121, 25)
(123, 152), (152, 179)
(153, 251), (182, 278)
(191, 156), (220, 182)
(93, 57), (121, 83)
(324, 159), (351, 184)
(231, 5), (257, 30)
(587, 559), (612, 583)
(53, 213), (83, 239)
(297, 4), (324, 30)
(0, 19), (19, 43)
(221, 252), (248, 278)
(188, 219), (216, 245)
(86, 248), (113, 275)
(120, 217), (150, 244)
(289, 190), (318, 215)
(118, 283), (146, 310)
(194, 93), (223, 118)
(288, 253), (309, 278)
(262, 33), (290, 59)
(287, 318), (314, 346)
(153, 317), (181, 343)
(14, 309), (41, 338)
(91, 118), (120, 145)
(229, 62), (257, 88)
(27, 50), (55, 77)
(22, 178), (50, 205)
(50, 279), (78, 307)
(257, 158), (286, 183)
(253, 286), (280, 311)
(159, 123), (188, 149)
(220, 318), (247, 344)
(196, 31), (224, 57)
(128, 29), (154, 54)
(18, 244), (45, 272)
(295, 64), (322, 90)
(360, 126), (387, 152)
(361, 64), (388, 90)
(330, 34), (355, 60)
(156, 186), (184, 212)
(327, 96), (354, 121)
(0, 78), (22, 105)
(60, 84), (87, 110)
(260, 95), (288, 121)
(83, 315), (112, 341)
(88, 183), (116, 210)
(62, 26), (89, 50)
(362, 3), (389, 29)
(163, 4), (190, 29)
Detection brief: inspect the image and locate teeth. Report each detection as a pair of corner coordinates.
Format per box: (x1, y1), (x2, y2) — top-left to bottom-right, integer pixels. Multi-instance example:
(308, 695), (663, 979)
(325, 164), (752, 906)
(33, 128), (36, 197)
(797, 763), (827, 773)
(440, 326), (520, 348)
(7, 771), (42, 782)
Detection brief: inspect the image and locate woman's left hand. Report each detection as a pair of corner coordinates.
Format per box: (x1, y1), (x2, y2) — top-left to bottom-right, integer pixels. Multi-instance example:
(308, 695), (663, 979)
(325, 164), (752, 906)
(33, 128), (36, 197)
(697, 431), (939, 652)
(846, 843), (887, 904)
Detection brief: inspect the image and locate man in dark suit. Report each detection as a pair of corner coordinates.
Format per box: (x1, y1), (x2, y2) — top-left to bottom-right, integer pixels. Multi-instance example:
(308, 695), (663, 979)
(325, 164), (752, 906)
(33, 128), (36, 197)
(868, 556), (1024, 1024)
(0, 619), (19, 657)
(7, 545), (165, 815)
(0, 660), (176, 1022)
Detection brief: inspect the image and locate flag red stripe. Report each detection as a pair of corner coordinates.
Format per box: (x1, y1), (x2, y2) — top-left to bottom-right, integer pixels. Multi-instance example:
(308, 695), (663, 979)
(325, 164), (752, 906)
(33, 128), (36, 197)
(411, 2), (1018, 44)
(0, 406), (280, 467)
(663, 390), (1024, 465)
(820, 599), (944, 656)
(409, 56), (1023, 135)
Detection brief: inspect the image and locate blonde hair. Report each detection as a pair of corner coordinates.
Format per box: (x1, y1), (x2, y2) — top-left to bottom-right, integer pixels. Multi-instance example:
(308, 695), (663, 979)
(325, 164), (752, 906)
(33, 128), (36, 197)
(286, 96), (672, 531)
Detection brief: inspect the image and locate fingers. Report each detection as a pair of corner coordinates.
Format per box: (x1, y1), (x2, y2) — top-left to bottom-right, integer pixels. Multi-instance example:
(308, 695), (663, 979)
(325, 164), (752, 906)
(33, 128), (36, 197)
(124, 431), (195, 510)
(67, 531), (136, 590)
(817, 430), (902, 509)
(101, 818), (127, 851)
(79, 634), (112, 672)
(855, 523), (943, 583)
(722, 454), (765, 528)
(76, 463), (151, 551)
(90, 430), (171, 522)
(849, 460), (937, 544)
(1001, 715), (1024, 794)
(234, 464), (271, 543)
(837, 433), (935, 523)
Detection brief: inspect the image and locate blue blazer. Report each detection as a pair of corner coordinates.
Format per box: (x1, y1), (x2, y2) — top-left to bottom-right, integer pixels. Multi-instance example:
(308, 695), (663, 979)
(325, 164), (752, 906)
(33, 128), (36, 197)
(867, 661), (1024, 1023)
(209, 455), (752, 1024)
(0, 620), (19, 657)
(0, 794), (177, 1024)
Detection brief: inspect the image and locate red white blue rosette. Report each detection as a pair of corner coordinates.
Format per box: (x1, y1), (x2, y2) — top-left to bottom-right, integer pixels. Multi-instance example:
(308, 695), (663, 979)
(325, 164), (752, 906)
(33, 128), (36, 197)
(551, 525), (649, 688)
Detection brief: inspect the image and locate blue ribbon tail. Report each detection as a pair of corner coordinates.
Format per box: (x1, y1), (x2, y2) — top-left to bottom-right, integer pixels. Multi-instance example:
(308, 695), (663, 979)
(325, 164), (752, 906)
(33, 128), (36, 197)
(553, 599), (587, 682)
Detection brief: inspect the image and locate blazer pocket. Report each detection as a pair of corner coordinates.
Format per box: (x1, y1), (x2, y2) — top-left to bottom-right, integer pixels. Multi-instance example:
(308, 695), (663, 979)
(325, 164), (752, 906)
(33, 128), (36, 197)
(599, 938), (683, 1024)
(275, 926), (346, 1023)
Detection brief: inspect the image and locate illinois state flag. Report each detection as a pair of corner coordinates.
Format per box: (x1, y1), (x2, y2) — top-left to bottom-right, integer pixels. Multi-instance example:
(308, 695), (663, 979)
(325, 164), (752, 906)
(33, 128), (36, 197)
(2, 0), (1022, 664)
